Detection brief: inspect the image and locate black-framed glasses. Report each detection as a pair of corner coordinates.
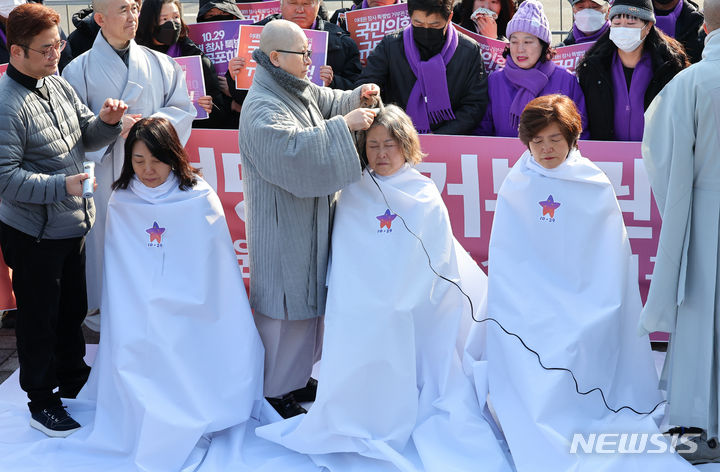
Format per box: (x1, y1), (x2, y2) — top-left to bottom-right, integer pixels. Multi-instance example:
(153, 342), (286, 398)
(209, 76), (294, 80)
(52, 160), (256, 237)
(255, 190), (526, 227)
(23, 39), (66, 59)
(275, 49), (313, 60)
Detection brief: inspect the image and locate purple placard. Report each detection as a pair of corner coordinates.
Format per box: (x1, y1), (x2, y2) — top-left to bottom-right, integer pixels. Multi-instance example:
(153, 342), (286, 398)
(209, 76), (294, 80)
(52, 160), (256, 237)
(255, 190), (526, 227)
(188, 20), (246, 76)
(453, 24), (507, 73)
(235, 25), (328, 89)
(173, 55), (209, 120)
(553, 42), (595, 74)
(237, 0), (281, 23)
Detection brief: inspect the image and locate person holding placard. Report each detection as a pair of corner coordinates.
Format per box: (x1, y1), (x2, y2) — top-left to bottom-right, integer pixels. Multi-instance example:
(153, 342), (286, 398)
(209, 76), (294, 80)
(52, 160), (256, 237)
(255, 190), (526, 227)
(476, 0), (588, 138)
(238, 19), (379, 419)
(576, 0), (689, 141)
(356, 0), (488, 135)
(62, 0), (194, 323)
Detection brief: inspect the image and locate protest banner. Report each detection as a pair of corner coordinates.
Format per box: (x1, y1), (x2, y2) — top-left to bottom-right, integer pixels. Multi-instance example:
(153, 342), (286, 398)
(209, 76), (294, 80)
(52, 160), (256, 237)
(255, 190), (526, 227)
(553, 41), (595, 74)
(237, 0), (280, 23)
(346, 3), (410, 65)
(184, 130), (666, 341)
(173, 56), (209, 120)
(188, 20), (248, 75)
(234, 25), (328, 89)
(453, 24), (507, 73)
(0, 64), (7, 79)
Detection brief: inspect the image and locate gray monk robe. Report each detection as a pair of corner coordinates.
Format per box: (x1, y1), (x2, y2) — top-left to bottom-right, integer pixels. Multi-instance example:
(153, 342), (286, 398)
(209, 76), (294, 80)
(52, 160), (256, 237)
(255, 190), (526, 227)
(62, 33), (195, 312)
(239, 62), (362, 396)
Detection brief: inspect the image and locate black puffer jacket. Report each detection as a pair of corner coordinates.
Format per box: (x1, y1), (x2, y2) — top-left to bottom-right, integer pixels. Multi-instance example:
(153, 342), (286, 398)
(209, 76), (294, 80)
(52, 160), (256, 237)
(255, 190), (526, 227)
(355, 28), (488, 135)
(67, 8), (100, 58)
(576, 29), (688, 140)
(655, 0), (705, 63)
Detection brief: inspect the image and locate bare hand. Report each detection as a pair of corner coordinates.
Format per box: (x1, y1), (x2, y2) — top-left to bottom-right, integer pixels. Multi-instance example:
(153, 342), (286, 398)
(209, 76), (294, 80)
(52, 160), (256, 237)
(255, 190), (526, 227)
(344, 108), (378, 131)
(473, 15), (498, 39)
(65, 173), (95, 197)
(228, 56), (246, 80)
(230, 100), (242, 113)
(120, 114), (143, 139)
(217, 75), (231, 97)
(198, 95), (213, 114)
(360, 83), (380, 107)
(98, 98), (128, 125)
(319, 65), (334, 87)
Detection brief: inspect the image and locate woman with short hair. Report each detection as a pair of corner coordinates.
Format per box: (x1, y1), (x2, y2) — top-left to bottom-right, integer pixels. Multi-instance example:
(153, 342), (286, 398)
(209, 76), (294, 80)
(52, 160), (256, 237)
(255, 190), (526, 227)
(576, 0), (689, 141)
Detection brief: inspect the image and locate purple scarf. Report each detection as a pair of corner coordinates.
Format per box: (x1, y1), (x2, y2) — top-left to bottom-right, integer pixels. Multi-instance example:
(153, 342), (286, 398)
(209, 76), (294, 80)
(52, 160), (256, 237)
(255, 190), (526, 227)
(655, 0), (683, 38)
(611, 50), (652, 141)
(571, 21), (610, 43)
(402, 24), (458, 133)
(167, 43), (182, 58)
(503, 55), (557, 129)
(0, 27), (6, 48)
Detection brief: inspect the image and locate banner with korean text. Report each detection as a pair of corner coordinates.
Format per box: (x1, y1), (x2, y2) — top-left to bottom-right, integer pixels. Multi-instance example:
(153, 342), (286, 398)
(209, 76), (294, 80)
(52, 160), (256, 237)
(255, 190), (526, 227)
(183, 130), (665, 339)
(346, 3), (410, 66)
(234, 25), (328, 89)
(237, 0), (280, 23)
(188, 20), (250, 75)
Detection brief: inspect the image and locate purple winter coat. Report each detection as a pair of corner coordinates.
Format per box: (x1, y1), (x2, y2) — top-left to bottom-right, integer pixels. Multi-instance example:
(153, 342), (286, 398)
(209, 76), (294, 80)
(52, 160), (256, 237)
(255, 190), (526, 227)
(477, 63), (589, 138)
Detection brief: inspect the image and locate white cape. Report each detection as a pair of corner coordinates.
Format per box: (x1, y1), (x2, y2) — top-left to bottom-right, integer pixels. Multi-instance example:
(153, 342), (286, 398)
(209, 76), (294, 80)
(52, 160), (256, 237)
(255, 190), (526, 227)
(474, 150), (694, 471)
(256, 166), (513, 472)
(0, 176), (278, 471)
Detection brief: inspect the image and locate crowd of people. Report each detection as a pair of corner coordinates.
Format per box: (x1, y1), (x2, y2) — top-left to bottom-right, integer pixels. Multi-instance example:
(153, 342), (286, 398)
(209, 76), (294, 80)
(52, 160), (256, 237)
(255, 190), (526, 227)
(0, 0), (719, 469)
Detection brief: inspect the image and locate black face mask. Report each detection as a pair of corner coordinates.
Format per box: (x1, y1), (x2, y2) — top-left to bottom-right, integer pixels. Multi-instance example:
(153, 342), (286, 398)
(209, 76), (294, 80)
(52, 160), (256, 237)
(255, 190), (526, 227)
(412, 25), (446, 60)
(199, 14), (237, 22)
(154, 20), (181, 45)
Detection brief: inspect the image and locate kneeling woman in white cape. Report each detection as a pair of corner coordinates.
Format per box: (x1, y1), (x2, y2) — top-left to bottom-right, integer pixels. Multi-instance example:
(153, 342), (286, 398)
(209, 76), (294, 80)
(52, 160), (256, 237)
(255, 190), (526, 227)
(76, 117), (265, 470)
(256, 105), (512, 472)
(472, 95), (694, 471)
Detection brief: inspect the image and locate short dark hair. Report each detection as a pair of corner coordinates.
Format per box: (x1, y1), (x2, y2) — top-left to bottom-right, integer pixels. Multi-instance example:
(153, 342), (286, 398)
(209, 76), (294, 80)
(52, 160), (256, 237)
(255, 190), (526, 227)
(113, 117), (201, 191)
(407, 0), (454, 20)
(135, 0), (189, 48)
(518, 94), (583, 149)
(6, 3), (59, 49)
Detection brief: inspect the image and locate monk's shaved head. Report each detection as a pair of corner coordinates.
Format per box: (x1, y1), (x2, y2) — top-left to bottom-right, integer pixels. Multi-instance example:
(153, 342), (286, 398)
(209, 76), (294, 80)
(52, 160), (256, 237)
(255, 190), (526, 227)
(92, 0), (111, 14)
(260, 19), (307, 55)
(706, 0), (720, 32)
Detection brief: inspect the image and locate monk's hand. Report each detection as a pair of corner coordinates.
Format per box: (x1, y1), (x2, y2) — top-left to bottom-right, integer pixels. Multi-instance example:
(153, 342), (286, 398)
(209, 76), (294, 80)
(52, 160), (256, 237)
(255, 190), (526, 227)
(319, 65), (334, 87)
(99, 98), (128, 126)
(120, 114), (143, 139)
(65, 173), (94, 197)
(344, 108), (378, 131)
(360, 83), (380, 107)
(198, 95), (213, 114)
(228, 56), (246, 80)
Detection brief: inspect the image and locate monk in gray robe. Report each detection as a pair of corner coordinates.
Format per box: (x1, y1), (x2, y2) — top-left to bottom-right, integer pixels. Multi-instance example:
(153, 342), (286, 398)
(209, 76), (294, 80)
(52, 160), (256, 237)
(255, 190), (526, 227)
(62, 0), (195, 316)
(640, 0), (720, 464)
(238, 19), (379, 418)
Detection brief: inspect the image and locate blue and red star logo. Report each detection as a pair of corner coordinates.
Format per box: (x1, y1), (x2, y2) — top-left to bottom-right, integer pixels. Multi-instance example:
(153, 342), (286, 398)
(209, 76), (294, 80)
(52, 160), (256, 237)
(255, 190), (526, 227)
(376, 209), (397, 229)
(146, 221), (165, 243)
(539, 195), (560, 218)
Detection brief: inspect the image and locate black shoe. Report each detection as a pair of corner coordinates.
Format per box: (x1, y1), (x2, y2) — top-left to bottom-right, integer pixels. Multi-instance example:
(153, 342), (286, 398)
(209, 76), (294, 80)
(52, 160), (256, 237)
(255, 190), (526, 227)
(30, 406), (81, 438)
(289, 378), (318, 403)
(266, 393), (307, 419)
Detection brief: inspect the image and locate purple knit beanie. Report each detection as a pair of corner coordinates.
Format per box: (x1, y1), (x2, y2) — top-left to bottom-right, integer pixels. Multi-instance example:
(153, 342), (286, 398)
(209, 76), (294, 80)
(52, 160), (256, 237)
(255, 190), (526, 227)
(506, 0), (552, 45)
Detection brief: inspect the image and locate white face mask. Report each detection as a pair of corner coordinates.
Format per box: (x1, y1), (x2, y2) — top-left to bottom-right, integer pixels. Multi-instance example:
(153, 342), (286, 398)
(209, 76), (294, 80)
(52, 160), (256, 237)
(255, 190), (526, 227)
(610, 26), (645, 52)
(574, 8), (606, 34)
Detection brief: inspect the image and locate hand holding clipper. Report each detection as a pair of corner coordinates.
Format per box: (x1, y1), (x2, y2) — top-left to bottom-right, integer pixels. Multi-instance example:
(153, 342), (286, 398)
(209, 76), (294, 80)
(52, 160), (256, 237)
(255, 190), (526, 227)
(82, 161), (95, 198)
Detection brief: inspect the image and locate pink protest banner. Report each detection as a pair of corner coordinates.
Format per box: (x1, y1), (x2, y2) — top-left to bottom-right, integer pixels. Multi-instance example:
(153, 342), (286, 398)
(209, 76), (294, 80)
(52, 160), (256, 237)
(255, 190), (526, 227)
(184, 130), (666, 340)
(237, 0), (280, 23)
(173, 56), (209, 120)
(188, 20), (247, 75)
(553, 41), (594, 74)
(0, 247), (15, 312)
(346, 3), (410, 66)
(234, 25), (328, 89)
(0, 64), (7, 78)
(453, 24), (507, 73)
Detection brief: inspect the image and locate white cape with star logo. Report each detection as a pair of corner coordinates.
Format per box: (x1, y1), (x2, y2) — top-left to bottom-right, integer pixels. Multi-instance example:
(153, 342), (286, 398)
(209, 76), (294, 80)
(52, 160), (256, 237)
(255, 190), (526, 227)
(474, 149), (693, 471)
(255, 166), (513, 471)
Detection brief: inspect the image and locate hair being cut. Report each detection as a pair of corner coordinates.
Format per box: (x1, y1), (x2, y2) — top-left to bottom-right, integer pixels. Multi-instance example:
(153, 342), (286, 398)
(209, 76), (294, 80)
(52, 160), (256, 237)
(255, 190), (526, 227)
(359, 104), (427, 167)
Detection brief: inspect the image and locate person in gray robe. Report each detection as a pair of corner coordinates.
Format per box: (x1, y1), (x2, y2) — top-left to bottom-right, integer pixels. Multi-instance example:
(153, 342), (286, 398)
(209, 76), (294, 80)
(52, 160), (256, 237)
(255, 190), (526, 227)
(238, 19), (380, 418)
(62, 0), (195, 319)
(640, 0), (720, 463)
